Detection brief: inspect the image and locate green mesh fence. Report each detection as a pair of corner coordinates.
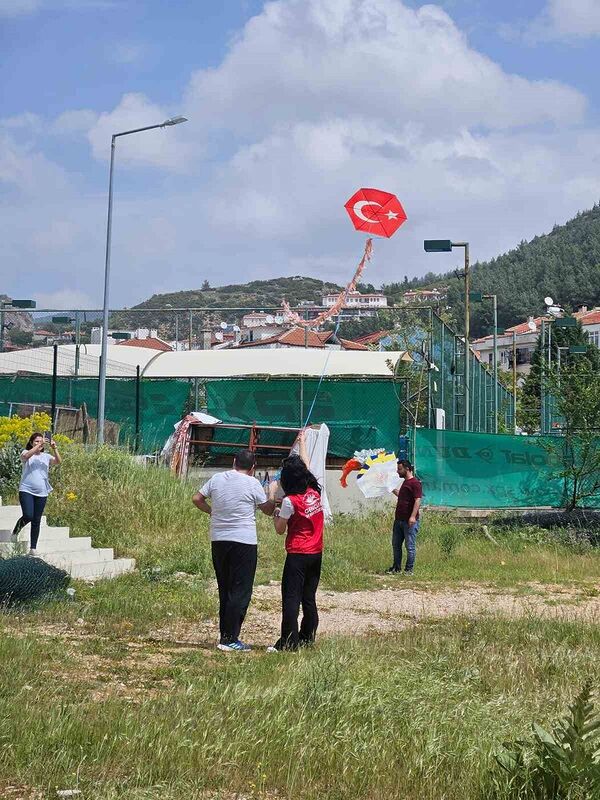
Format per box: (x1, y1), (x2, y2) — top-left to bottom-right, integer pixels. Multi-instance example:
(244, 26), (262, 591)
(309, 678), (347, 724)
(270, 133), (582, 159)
(0, 376), (190, 453)
(205, 378), (402, 458)
(427, 313), (514, 433)
(0, 555), (70, 605)
(414, 428), (600, 508)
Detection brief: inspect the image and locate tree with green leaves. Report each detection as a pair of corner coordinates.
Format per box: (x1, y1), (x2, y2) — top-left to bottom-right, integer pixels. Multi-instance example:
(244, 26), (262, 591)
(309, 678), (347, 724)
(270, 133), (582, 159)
(520, 318), (600, 434)
(543, 356), (600, 510)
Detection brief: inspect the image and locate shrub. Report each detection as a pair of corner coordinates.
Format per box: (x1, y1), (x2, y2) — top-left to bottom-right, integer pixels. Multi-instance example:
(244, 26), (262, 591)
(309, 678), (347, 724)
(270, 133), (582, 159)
(492, 681), (600, 799)
(0, 439), (22, 496)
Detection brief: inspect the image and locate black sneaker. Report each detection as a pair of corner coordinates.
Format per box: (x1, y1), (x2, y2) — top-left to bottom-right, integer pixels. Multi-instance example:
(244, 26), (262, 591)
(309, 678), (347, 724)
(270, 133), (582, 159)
(11, 518), (25, 543)
(386, 566), (401, 574)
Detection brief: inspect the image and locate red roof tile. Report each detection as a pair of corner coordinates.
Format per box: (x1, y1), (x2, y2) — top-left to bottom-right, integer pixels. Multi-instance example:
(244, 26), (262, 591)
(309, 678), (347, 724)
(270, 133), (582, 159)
(353, 330), (391, 346)
(338, 338), (368, 351)
(575, 309), (600, 326)
(116, 337), (173, 352)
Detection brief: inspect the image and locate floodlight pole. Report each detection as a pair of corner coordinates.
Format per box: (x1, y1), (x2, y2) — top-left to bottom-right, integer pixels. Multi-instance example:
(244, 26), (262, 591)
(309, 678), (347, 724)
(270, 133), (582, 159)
(454, 242), (470, 432)
(483, 294), (498, 433)
(97, 117), (187, 445)
(512, 330), (517, 434)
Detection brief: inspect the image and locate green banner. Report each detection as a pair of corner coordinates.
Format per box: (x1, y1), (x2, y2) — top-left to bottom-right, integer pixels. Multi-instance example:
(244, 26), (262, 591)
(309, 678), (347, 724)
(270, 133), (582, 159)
(415, 428), (566, 508)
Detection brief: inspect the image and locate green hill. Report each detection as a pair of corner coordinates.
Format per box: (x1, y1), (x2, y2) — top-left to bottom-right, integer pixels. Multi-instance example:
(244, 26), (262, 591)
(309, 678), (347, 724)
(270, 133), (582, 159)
(385, 204), (600, 337)
(114, 204), (600, 339)
(110, 276), (342, 332)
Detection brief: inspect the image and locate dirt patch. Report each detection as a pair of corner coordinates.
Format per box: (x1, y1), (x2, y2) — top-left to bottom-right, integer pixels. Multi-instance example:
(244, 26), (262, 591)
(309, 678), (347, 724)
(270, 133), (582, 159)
(148, 581), (600, 649)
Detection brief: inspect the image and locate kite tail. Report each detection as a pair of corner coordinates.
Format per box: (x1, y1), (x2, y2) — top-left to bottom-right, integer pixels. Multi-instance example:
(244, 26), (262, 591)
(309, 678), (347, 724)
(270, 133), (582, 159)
(282, 237), (373, 327)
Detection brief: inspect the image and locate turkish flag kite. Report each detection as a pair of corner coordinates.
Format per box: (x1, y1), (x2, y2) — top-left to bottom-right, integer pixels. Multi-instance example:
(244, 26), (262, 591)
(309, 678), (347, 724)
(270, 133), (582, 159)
(344, 187), (407, 238)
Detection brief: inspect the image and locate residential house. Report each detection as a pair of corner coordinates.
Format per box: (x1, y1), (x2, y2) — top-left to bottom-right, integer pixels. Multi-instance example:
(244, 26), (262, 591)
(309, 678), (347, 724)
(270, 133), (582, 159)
(233, 326), (368, 350)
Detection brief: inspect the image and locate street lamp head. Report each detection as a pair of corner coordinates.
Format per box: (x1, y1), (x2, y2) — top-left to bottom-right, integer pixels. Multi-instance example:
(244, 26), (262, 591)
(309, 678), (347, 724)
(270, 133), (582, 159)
(162, 116), (188, 126)
(424, 239), (453, 253)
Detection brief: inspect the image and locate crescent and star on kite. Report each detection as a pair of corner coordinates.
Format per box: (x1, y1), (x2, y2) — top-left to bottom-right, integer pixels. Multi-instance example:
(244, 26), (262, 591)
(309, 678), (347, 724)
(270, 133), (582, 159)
(353, 200), (400, 223)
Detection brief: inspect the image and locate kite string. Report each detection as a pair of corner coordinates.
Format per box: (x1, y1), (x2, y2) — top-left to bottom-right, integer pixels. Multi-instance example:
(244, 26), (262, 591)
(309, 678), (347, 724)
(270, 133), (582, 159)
(302, 312), (343, 430)
(282, 238), (373, 328)
(300, 237), (374, 428)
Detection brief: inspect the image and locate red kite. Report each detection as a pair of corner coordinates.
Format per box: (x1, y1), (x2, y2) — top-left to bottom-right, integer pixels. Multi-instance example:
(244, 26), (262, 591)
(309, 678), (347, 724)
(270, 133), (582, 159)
(344, 187), (407, 238)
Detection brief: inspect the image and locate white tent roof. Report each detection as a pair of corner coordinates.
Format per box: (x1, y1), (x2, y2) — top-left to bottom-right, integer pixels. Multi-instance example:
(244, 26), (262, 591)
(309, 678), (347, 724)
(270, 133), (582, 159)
(0, 345), (159, 377)
(142, 348), (411, 378)
(0, 345), (410, 379)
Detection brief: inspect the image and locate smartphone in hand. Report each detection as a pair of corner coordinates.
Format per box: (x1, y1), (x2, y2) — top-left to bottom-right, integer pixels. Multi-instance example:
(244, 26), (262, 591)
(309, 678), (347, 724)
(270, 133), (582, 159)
(43, 430), (52, 443)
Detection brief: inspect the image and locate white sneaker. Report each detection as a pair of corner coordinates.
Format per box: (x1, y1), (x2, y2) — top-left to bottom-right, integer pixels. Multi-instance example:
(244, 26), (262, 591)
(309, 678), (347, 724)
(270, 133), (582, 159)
(266, 645), (279, 653)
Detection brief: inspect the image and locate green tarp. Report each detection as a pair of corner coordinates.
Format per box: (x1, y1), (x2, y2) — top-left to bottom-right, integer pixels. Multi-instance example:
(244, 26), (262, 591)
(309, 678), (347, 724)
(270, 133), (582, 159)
(206, 378), (401, 458)
(414, 428), (600, 508)
(0, 376), (189, 452)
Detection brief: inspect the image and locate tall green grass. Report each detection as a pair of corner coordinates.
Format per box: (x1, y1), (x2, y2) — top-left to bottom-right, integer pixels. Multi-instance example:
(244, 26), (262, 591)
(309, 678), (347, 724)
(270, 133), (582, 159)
(46, 446), (600, 589)
(1, 617), (599, 799)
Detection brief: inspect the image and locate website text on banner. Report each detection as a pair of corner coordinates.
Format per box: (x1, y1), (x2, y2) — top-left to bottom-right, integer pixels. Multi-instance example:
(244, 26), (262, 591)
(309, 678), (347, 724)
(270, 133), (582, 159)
(414, 428), (598, 509)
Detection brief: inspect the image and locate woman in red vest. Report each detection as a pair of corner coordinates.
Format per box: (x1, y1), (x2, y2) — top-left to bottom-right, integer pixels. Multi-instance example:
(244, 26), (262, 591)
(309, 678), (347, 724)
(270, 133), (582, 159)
(268, 432), (324, 651)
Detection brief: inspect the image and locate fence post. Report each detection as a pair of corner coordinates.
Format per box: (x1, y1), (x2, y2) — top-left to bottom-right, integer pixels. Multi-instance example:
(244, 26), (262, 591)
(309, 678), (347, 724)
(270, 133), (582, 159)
(134, 364), (141, 453)
(51, 344), (58, 433)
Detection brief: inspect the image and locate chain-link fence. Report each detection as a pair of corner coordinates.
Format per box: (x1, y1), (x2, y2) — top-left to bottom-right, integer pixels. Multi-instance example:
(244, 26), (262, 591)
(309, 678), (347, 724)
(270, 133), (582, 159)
(0, 304), (514, 456)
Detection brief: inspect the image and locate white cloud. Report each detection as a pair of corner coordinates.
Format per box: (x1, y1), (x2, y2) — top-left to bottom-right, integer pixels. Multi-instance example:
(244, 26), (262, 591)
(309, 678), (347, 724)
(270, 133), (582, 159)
(523, 0), (600, 41)
(52, 109), (99, 136)
(3, 0), (600, 308)
(183, 0), (585, 135)
(87, 93), (192, 170)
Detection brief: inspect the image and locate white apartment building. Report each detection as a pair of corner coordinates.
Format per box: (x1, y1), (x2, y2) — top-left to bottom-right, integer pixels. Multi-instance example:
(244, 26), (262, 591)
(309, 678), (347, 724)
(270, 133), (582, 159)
(322, 291), (388, 309)
(472, 307), (600, 378)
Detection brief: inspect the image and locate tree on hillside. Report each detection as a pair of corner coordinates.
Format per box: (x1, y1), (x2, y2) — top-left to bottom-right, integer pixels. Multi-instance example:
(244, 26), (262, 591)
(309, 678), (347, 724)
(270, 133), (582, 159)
(543, 358), (600, 510)
(520, 318), (600, 433)
(201, 280), (210, 291)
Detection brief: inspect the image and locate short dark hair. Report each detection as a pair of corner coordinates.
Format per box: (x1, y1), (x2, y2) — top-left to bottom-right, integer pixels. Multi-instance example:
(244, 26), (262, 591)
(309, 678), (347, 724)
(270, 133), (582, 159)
(397, 459), (413, 471)
(234, 449), (256, 471)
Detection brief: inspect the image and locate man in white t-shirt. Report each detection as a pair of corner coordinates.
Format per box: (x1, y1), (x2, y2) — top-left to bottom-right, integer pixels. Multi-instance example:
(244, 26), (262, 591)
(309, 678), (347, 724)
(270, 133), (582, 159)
(193, 449), (275, 652)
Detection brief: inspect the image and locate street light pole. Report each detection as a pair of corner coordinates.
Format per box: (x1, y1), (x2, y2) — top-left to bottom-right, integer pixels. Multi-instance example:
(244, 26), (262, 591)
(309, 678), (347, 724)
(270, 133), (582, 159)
(97, 116), (187, 445)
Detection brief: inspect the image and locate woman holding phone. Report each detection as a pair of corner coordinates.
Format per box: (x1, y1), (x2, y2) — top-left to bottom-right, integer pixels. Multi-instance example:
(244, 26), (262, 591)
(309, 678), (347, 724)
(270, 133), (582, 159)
(12, 431), (61, 553)
(267, 431), (324, 651)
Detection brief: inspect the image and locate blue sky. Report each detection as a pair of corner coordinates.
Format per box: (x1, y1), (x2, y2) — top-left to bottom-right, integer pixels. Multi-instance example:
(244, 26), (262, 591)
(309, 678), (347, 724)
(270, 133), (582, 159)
(1, 0), (600, 308)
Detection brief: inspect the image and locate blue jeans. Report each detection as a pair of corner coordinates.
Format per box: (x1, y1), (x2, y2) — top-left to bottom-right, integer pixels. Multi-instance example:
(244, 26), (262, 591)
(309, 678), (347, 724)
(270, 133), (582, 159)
(392, 519), (419, 572)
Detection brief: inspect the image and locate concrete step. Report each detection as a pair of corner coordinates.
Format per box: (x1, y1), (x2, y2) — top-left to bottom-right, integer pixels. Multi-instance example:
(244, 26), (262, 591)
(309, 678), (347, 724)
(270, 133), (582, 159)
(0, 524), (71, 538)
(40, 547), (114, 568)
(34, 536), (92, 554)
(0, 513), (48, 527)
(69, 558), (136, 580)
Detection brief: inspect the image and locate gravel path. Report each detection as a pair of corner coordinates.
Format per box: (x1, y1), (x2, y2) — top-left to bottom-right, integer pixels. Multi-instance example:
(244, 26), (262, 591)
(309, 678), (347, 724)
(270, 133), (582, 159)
(149, 580), (600, 648)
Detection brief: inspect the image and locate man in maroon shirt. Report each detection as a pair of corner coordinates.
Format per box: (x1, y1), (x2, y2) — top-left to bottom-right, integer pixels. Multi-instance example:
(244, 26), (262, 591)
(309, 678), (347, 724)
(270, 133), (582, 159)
(388, 459), (422, 575)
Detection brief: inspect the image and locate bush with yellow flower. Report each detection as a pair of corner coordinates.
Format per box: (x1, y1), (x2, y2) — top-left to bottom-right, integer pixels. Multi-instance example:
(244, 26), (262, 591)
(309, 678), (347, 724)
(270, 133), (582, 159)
(0, 412), (71, 449)
(0, 413), (72, 497)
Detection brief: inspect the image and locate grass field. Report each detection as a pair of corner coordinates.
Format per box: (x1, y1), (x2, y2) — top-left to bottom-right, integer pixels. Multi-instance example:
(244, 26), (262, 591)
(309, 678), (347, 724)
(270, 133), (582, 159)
(1, 446), (600, 799)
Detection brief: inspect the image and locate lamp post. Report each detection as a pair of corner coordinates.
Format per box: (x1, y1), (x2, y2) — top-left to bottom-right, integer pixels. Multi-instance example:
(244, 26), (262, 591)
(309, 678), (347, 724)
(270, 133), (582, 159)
(0, 299), (36, 352)
(97, 115), (188, 445)
(424, 240), (470, 431)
